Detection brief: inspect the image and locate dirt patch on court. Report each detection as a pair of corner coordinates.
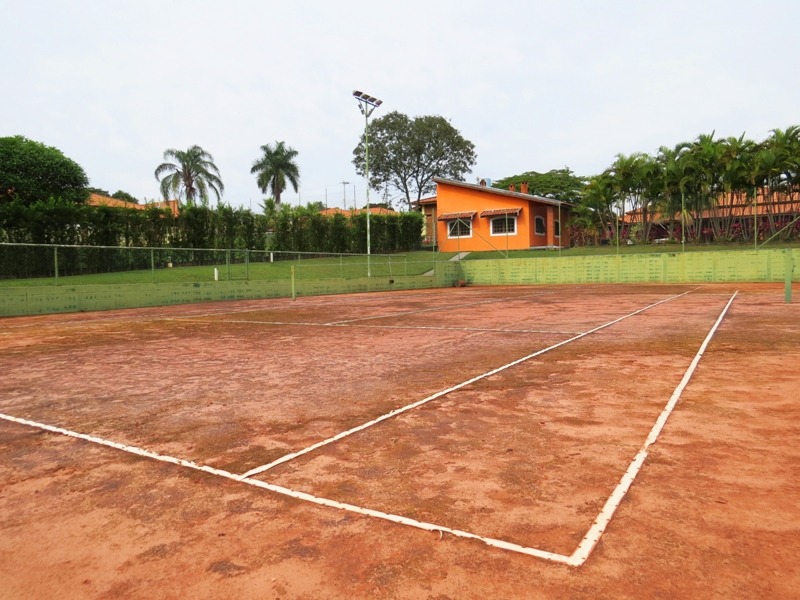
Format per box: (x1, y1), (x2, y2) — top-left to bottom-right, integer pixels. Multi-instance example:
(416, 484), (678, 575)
(1, 284), (798, 599)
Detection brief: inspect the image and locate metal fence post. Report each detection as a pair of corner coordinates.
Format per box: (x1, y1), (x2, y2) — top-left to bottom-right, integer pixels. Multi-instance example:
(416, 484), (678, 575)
(151, 248), (155, 283)
(54, 246), (58, 283)
(245, 249), (250, 281)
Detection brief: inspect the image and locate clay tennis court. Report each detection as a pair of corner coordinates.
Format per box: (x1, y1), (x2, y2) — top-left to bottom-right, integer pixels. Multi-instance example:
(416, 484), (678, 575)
(1, 283), (798, 599)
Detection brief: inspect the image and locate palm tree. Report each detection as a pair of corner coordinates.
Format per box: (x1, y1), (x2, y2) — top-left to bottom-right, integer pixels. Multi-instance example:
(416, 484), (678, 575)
(250, 141), (300, 205)
(754, 127), (800, 238)
(657, 142), (695, 248)
(607, 152), (653, 244)
(575, 173), (616, 244)
(686, 132), (726, 241)
(154, 145), (224, 207)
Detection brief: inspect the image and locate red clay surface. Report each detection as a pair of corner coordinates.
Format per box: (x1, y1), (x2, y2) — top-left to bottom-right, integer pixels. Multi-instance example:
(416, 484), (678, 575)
(1, 284), (798, 599)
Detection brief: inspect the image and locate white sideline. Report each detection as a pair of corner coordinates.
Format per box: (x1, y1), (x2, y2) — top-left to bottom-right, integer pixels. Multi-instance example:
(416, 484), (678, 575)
(240, 291), (692, 479)
(567, 291), (738, 566)
(0, 289), (733, 567)
(0, 411), (572, 565)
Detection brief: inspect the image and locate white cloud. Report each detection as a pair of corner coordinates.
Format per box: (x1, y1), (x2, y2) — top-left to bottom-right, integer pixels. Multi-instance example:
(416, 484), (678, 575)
(2, 0), (798, 209)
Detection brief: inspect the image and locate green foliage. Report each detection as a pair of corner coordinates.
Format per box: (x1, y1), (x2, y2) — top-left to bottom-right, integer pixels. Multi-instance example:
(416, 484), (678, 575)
(154, 145), (224, 206)
(86, 186), (111, 196)
(0, 201), (271, 251)
(0, 136), (89, 206)
(250, 141), (300, 205)
(570, 125), (800, 245)
(492, 168), (587, 201)
(111, 190), (139, 204)
(352, 111), (477, 209)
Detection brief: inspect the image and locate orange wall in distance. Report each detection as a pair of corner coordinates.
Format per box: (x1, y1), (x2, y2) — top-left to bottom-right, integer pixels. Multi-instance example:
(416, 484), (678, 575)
(435, 182), (569, 252)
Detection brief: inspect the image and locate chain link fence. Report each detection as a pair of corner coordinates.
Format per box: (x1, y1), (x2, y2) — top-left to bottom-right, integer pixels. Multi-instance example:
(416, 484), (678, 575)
(0, 243), (433, 286)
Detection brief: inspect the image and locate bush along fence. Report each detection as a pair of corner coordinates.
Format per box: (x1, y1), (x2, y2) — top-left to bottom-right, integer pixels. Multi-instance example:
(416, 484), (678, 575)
(0, 200), (425, 255)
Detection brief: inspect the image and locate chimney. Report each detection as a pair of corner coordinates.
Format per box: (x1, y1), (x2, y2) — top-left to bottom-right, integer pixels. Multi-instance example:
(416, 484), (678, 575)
(508, 185), (515, 192)
(520, 182), (529, 195)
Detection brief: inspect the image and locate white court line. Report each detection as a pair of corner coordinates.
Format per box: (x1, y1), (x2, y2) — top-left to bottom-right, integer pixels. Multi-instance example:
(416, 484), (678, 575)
(0, 289), (731, 566)
(325, 294), (543, 325)
(338, 323), (579, 335)
(172, 318), (581, 336)
(567, 291), (737, 566)
(240, 290), (693, 479)
(168, 289), (548, 322)
(0, 411), (572, 565)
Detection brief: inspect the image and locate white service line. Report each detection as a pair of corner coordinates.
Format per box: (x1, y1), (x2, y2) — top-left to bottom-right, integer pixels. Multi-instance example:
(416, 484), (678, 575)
(0, 411), (572, 565)
(567, 291), (737, 567)
(324, 293), (544, 325)
(240, 290), (693, 479)
(172, 318), (580, 336)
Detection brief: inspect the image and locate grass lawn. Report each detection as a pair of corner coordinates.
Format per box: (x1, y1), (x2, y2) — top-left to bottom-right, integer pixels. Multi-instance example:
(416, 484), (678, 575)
(2, 242), (796, 287)
(0, 250), (459, 287)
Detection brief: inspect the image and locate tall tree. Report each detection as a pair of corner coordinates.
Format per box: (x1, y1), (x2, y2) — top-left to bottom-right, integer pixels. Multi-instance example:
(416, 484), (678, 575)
(250, 141), (300, 205)
(352, 111), (477, 209)
(656, 142), (696, 243)
(754, 126), (800, 237)
(154, 145), (224, 207)
(0, 135), (89, 206)
(575, 172), (616, 243)
(606, 152), (656, 241)
(492, 168), (586, 201)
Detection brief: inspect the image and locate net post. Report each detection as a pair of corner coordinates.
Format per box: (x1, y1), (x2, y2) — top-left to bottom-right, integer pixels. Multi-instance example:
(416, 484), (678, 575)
(291, 265), (296, 300)
(786, 249), (794, 304)
(53, 246), (58, 283)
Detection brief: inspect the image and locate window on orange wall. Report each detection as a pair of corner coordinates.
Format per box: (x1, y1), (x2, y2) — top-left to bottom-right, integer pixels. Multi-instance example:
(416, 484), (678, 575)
(534, 216), (546, 235)
(555, 220), (561, 237)
(490, 216), (517, 235)
(447, 219), (472, 238)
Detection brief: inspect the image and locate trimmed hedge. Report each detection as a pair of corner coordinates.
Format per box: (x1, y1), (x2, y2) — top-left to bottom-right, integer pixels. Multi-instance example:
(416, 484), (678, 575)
(0, 200), (424, 254)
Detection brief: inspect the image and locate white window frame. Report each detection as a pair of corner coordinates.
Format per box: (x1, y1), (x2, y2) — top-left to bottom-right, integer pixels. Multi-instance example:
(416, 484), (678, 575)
(534, 216), (546, 236)
(490, 215), (517, 236)
(447, 218), (472, 239)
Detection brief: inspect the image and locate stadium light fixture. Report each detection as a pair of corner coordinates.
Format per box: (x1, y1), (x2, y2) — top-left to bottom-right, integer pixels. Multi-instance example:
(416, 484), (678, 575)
(353, 90), (382, 276)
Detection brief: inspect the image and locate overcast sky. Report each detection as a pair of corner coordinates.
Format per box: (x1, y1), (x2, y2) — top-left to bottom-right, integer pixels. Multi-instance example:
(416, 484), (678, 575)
(3, 0), (798, 210)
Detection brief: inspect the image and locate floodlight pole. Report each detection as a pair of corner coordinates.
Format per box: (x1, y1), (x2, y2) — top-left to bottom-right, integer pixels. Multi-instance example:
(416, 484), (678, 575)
(353, 90), (382, 277)
(341, 180), (349, 210)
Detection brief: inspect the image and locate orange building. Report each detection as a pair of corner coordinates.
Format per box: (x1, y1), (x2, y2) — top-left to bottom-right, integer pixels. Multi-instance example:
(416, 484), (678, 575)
(87, 193), (180, 217)
(420, 178), (572, 252)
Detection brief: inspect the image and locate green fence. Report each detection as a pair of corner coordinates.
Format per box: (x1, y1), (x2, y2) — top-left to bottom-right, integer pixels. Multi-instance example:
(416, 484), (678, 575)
(1, 243), (796, 317)
(0, 243), (434, 286)
(454, 248), (799, 286)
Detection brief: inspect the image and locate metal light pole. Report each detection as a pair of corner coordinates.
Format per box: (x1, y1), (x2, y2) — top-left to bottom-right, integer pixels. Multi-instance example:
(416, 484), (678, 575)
(353, 90), (382, 277)
(341, 180), (349, 210)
